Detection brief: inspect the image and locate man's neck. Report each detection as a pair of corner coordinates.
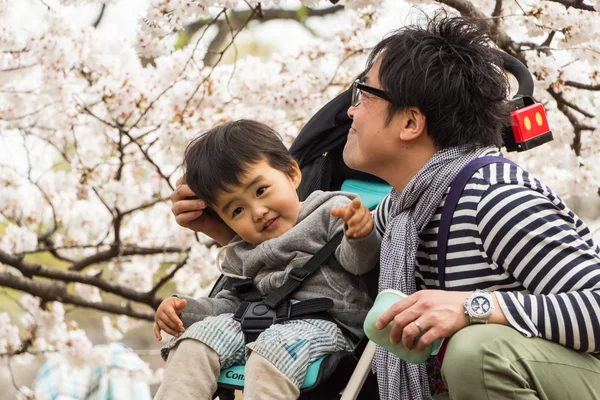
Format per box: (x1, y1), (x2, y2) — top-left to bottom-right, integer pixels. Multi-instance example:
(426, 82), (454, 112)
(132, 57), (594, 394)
(384, 145), (438, 192)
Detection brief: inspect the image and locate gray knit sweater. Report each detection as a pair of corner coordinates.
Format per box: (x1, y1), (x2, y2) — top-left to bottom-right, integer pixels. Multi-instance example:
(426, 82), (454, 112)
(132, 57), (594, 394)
(177, 190), (381, 339)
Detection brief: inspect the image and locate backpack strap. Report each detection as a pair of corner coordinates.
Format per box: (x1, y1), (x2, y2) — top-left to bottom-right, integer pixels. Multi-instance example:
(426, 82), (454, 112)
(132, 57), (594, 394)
(437, 156), (516, 290)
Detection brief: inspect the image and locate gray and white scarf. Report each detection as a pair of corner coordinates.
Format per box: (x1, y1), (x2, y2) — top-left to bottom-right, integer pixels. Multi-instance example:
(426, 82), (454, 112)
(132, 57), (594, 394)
(375, 145), (491, 400)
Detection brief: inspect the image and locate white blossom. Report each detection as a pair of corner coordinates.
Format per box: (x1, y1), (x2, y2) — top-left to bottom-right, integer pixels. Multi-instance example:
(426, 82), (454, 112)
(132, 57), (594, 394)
(174, 243), (220, 294)
(74, 268), (103, 303)
(55, 326), (96, 366)
(0, 225), (38, 255)
(102, 316), (125, 342)
(0, 313), (21, 353)
(118, 256), (159, 292)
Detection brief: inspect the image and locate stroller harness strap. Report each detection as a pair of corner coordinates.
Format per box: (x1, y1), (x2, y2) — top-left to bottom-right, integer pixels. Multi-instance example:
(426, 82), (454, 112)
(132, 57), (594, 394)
(232, 231), (345, 344)
(437, 156), (516, 290)
(234, 298), (335, 343)
(263, 231), (344, 309)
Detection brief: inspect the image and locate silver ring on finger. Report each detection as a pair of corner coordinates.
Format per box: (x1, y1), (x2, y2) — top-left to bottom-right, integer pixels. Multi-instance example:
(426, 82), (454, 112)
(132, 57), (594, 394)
(414, 320), (424, 333)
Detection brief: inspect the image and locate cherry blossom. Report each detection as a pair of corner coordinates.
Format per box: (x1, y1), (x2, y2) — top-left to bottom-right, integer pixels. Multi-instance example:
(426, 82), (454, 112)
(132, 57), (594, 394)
(1, 0), (598, 394)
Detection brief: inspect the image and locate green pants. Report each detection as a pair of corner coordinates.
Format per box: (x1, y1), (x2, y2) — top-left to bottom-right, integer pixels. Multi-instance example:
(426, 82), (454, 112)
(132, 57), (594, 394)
(441, 324), (600, 400)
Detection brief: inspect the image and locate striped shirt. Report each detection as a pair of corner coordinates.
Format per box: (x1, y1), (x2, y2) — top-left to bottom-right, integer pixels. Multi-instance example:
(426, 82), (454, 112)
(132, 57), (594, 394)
(373, 151), (600, 353)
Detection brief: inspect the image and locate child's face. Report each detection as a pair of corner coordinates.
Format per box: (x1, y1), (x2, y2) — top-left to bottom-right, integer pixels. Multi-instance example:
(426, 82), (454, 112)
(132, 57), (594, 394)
(213, 159), (302, 246)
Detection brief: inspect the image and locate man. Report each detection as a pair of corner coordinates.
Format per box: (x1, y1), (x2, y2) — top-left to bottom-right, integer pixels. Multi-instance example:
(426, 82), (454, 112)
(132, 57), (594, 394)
(170, 15), (600, 400)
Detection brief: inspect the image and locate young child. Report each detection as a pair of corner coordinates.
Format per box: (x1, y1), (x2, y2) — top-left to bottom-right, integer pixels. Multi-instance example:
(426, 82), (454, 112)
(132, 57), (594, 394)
(153, 120), (381, 400)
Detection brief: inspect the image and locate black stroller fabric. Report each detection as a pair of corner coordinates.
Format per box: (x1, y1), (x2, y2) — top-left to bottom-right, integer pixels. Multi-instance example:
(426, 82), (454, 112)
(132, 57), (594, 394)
(289, 88), (387, 201)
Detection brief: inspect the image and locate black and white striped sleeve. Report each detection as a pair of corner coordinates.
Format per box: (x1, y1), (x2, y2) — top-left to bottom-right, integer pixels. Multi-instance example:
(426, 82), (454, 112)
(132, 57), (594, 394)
(373, 193), (392, 237)
(477, 183), (600, 353)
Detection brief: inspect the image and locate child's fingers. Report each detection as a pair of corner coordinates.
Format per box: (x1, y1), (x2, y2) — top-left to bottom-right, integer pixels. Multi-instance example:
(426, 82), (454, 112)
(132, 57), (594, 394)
(331, 207), (350, 220)
(350, 197), (362, 210)
(175, 298), (187, 312)
(357, 213), (375, 236)
(345, 208), (367, 235)
(154, 322), (162, 341)
(165, 308), (185, 331)
(347, 209), (374, 238)
(353, 221), (374, 238)
(157, 316), (182, 337)
(157, 307), (183, 332)
(334, 199), (362, 221)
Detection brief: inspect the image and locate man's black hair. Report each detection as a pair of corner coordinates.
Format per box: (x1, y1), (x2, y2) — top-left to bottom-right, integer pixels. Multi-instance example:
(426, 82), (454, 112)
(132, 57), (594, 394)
(183, 119), (297, 206)
(367, 13), (511, 149)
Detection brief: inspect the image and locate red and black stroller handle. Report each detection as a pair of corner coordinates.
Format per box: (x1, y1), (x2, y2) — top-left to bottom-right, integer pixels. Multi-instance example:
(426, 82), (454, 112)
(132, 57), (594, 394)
(499, 51), (553, 152)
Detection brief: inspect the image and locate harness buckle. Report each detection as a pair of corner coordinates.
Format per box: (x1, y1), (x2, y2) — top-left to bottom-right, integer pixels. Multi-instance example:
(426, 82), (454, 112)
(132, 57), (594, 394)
(237, 301), (278, 337)
(288, 268), (309, 283)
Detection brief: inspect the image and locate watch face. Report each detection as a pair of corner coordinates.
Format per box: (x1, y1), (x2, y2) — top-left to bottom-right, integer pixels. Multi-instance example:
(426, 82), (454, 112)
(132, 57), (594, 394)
(470, 296), (491, 316)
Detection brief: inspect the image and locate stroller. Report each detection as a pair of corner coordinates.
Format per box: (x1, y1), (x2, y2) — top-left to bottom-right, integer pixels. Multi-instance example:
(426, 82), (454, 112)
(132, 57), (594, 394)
(210, 51), (552, 400)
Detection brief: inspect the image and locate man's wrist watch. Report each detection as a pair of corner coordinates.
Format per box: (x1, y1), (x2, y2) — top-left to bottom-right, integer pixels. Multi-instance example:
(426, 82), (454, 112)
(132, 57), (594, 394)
(463, 290), (494, 324)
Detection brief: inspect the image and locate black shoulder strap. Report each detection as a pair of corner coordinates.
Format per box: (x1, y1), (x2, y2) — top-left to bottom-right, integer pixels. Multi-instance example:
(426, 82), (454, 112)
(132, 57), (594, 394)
(437, 156), (516, 290)
(262, 231), (344, 308)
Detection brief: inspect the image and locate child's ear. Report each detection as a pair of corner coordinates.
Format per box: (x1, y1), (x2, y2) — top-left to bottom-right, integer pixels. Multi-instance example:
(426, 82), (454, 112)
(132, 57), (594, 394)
(290, 161), (302, 189)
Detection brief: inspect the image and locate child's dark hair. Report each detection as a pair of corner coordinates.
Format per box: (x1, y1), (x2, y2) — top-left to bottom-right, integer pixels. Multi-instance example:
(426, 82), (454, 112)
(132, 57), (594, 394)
(367, 13), (511, 149)
(183, 119), (297, 206)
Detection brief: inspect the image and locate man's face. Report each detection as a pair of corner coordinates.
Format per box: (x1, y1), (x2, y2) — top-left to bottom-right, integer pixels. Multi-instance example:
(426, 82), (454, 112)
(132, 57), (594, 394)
(213, 159), (302, 246)
(343, 57), (398, 177)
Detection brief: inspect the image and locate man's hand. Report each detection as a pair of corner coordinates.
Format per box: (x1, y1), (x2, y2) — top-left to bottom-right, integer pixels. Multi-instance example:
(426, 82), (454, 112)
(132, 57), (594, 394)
(154, 297), (188, 341)
(170, 176), (235, 245)
(331, 197), (374, 238)
(375, 290), (471, 352)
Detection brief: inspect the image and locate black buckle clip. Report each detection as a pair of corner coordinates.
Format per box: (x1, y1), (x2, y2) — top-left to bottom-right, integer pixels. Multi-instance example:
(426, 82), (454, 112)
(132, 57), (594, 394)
(288, 268), (309, 283)
(239, 301), (277, 335)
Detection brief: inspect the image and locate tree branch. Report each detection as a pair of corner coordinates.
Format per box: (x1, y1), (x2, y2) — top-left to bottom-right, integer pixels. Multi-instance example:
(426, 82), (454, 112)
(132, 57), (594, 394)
(552, 91), (595, 118)
(435, 0), (518, 54)
(185, 5), (344, 46)
(68, 245), (120, 271)
(0, 249), (161, 309)
(547, 88), (596, 127)
(149, 256), (189, 296)
(541, 31), (557, 47)
(0, 272), (154, 320)
(92, 4), (106, 28)
(23, 244), (184, 257)
(492, 0), (503, 31)
(547, 88), (596, 156)
(564, 80), (600, 90)
(181, 6), (344, 66)
(120, 130), (174, 190)
(546, 0), (596, 12)
(180, 7), (260, 120)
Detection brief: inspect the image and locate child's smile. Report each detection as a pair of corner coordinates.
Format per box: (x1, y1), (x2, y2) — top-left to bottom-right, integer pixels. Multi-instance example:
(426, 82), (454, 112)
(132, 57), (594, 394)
(214, 159), (302, 245)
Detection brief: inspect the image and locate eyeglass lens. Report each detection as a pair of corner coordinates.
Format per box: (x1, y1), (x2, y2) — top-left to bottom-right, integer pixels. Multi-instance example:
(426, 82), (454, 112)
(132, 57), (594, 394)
(352, 83), (362, 107)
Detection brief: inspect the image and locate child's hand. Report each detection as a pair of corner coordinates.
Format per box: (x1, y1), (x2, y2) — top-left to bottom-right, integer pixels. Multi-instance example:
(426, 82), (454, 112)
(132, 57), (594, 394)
(154, 297), (187, 341)
(331, 197), (374, 239)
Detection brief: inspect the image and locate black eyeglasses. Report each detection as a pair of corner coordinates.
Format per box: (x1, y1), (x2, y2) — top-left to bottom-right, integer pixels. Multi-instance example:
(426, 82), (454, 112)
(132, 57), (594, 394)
(351, 78), (392, 107)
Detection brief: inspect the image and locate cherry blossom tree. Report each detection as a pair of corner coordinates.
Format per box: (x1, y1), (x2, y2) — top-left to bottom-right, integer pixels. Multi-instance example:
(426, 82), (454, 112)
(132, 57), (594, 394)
(0, 0), (598, 396)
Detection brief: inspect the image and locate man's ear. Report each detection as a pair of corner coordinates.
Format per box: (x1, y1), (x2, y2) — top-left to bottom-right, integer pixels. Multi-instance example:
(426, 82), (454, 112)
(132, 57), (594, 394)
(289, 161), (302, 189)
(398, 107), (427, 141)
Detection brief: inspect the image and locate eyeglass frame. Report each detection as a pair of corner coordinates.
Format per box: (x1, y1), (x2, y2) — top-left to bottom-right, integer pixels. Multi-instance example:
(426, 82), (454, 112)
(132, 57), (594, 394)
(351, 78), (392, 107)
